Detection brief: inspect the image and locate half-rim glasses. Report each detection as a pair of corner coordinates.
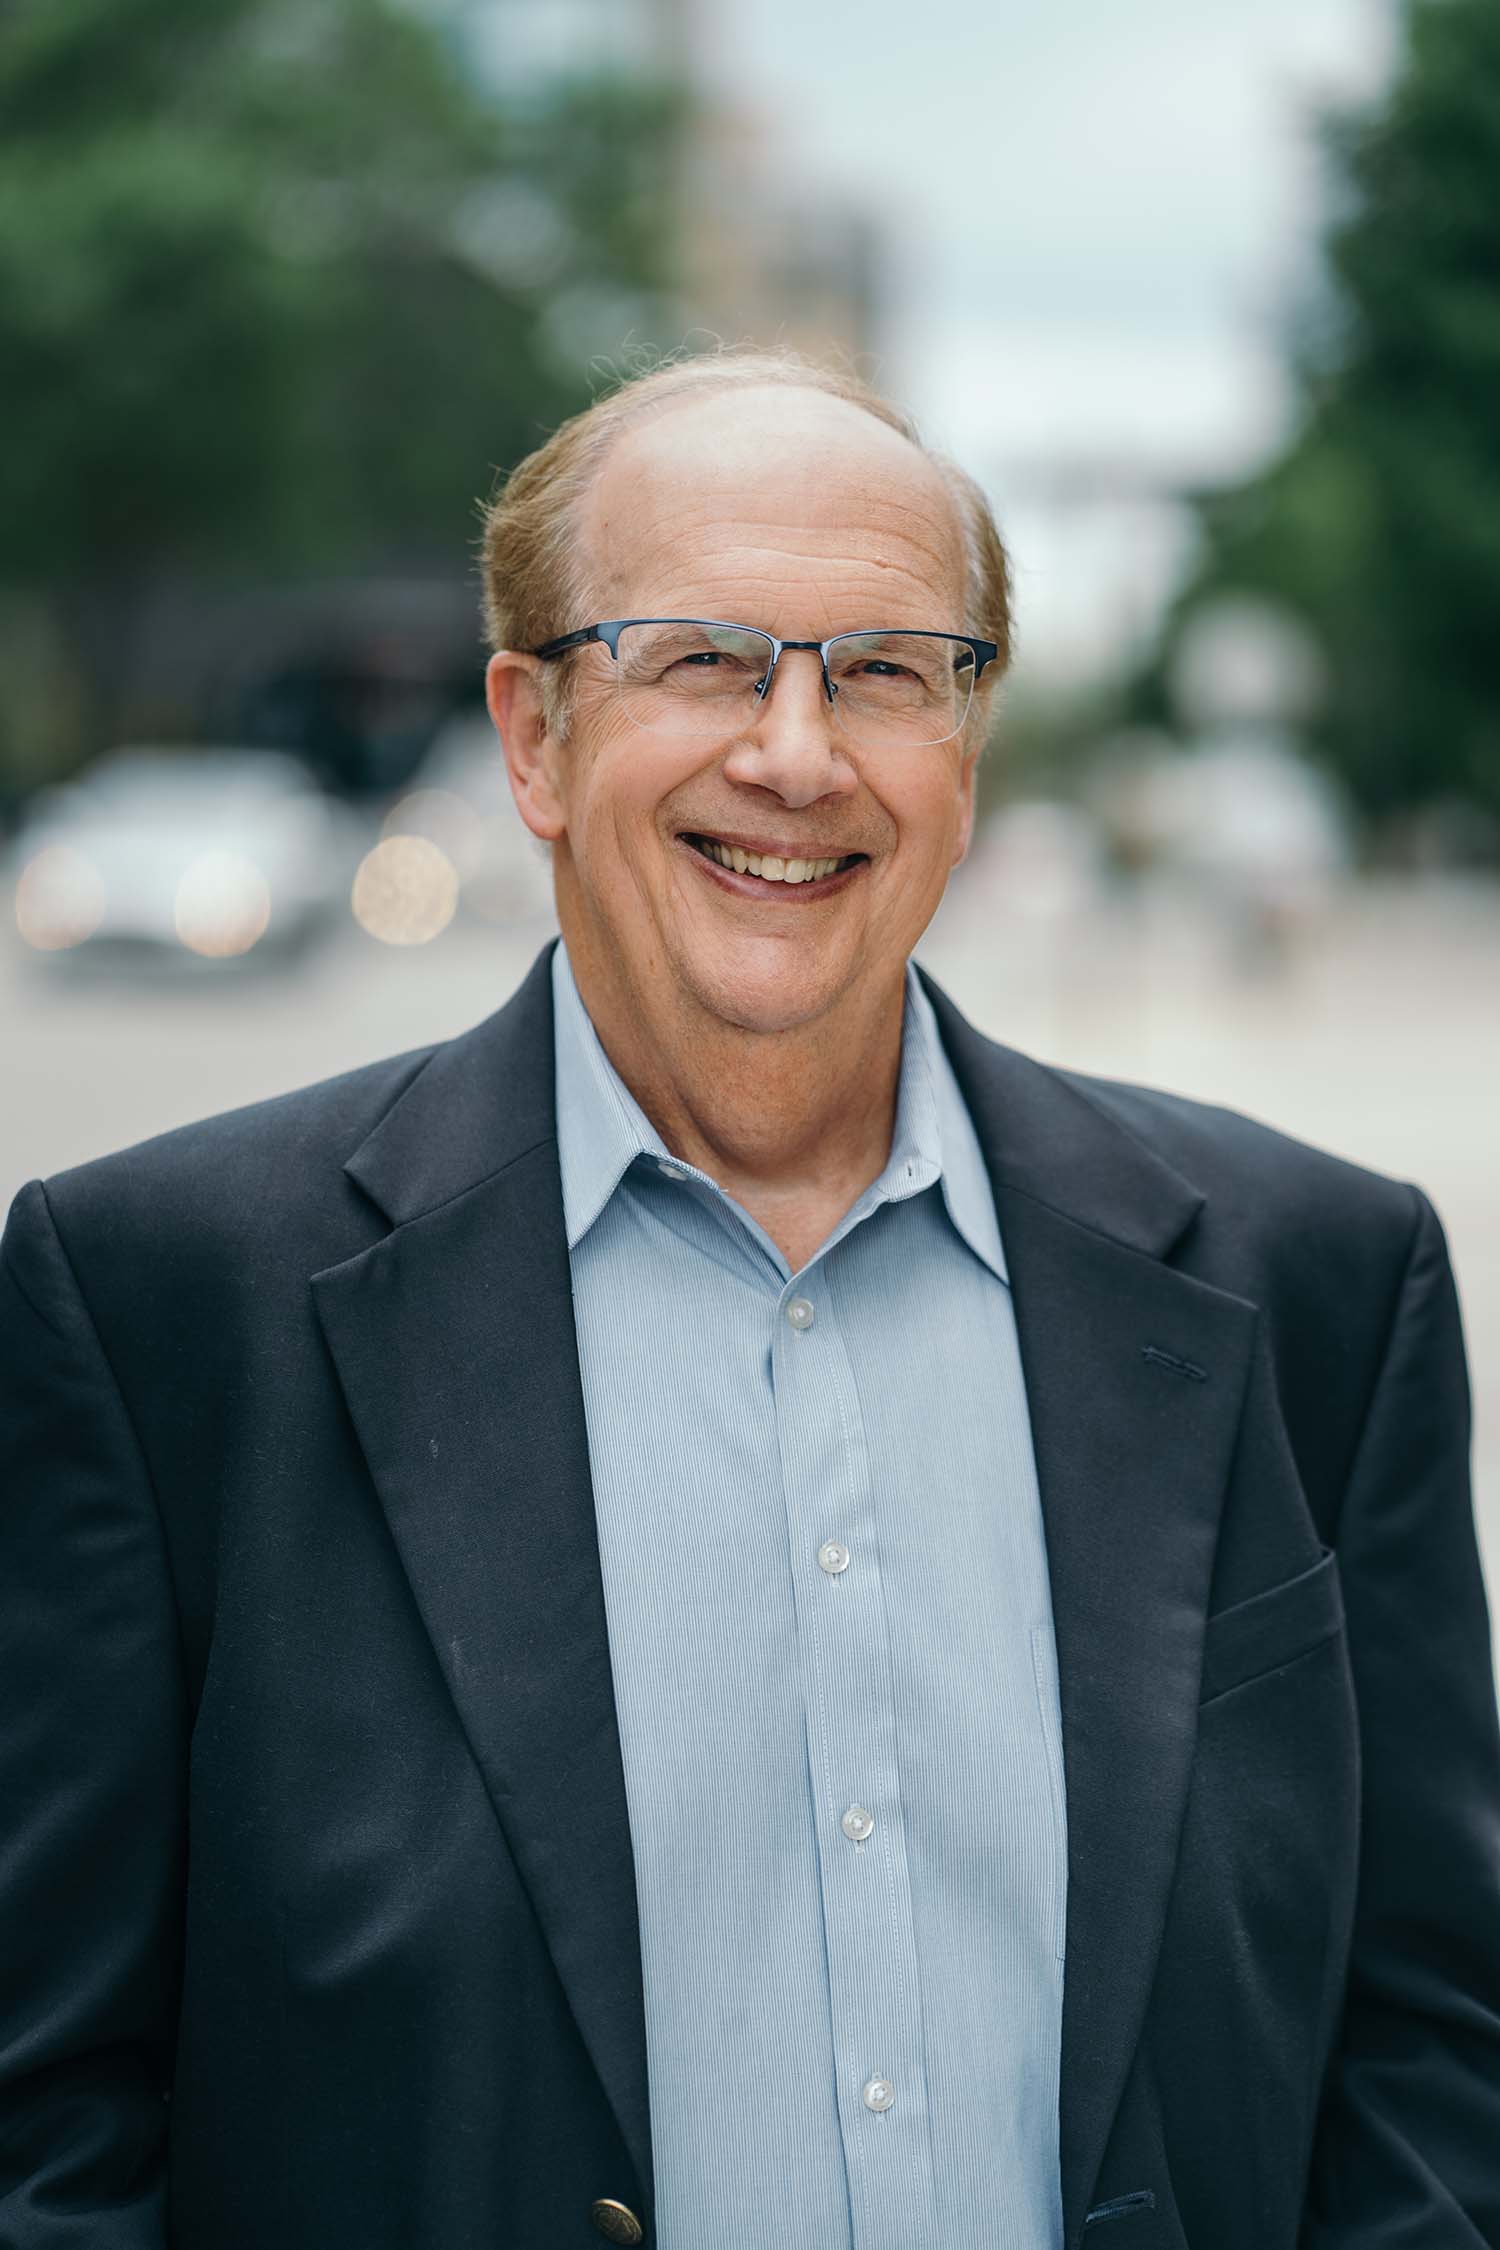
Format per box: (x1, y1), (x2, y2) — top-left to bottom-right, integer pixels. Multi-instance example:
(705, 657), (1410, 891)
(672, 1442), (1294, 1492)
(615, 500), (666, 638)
(530, 619), (999, 750)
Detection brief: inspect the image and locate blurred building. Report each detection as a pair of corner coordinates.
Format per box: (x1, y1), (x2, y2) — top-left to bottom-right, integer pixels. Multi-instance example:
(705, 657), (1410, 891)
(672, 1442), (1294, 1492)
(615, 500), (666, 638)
(450, 0), (694, 79)
(675, 101), (881, 365)
(458, 0), (885, 362)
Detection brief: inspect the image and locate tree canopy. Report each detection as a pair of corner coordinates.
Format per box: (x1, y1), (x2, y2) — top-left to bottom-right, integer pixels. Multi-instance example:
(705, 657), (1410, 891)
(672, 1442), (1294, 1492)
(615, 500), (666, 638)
(1155, 0), (1500, 830)
(0, 0), (683, 783)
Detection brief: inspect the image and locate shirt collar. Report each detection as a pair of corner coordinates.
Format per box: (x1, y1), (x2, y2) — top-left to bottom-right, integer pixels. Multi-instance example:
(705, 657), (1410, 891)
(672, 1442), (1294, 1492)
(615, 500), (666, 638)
(552, 940), (664, 1250)
(551, 940), (1007, 1283)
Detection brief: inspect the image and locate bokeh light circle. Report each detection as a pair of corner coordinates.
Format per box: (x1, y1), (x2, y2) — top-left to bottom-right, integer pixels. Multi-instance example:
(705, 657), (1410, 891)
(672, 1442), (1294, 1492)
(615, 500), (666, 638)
(15, 846), (108, 950)
(351, 835), (459, 946)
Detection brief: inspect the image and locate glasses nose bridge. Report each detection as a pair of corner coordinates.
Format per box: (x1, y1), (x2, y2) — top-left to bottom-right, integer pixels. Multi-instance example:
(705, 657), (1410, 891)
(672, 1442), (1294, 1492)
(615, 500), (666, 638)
(759, 636), (835, 710)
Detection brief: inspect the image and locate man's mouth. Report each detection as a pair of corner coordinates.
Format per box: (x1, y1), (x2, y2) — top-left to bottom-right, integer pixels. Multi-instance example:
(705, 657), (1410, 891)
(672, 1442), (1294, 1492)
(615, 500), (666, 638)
(682, 834), (865, 886)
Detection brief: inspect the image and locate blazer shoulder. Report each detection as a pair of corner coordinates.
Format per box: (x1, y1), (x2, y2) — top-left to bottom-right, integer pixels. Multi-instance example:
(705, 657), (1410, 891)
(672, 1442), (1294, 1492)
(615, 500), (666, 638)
(16, 944), (561, 1321)
(31, 1039), (442, 1264)
(1046, 1065), (1434, 1507)
(1056, 1062), (1423, 1253)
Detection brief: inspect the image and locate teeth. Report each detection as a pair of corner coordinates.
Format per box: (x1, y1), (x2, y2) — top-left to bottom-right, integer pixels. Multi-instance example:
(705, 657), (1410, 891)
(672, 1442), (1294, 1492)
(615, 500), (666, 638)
(700, 839), (847, 883)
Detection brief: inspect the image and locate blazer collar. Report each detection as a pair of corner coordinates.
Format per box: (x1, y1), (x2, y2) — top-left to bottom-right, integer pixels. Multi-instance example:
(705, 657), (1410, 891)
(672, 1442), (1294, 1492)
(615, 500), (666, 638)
(916, 964), (1204, 1262)
(342, 941), (560, 1227)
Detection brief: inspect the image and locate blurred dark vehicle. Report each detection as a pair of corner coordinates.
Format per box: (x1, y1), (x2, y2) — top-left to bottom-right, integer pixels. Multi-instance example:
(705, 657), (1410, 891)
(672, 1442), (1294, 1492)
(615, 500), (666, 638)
(152, 578), (486, 802)
(221, 580), (485, 799)
(5, 748), (364, 974)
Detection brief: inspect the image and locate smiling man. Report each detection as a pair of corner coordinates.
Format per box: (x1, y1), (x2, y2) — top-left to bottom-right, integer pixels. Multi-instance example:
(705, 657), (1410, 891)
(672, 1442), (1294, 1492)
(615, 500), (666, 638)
(2, 350), (1499, 2250)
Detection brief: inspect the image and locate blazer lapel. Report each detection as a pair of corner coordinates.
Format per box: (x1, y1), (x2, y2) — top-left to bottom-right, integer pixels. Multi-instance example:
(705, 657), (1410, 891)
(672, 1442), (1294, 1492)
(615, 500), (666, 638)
(926, 976), (1258, 2244)
(310, 946), (654, 2208)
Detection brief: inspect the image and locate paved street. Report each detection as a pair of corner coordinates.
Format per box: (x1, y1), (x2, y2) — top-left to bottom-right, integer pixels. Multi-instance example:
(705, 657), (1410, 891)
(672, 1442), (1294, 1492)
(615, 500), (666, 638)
(4, 865), (1497, 1619)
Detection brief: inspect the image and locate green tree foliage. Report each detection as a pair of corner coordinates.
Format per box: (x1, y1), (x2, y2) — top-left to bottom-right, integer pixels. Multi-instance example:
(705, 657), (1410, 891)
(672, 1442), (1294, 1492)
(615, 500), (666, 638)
(0, 0), (684, 776)
(1160, 0), (1500, 826)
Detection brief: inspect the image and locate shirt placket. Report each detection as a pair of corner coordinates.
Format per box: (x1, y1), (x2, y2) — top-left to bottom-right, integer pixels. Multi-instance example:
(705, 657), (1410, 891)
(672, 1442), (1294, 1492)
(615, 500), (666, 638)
(772, 1259), (940, 2250)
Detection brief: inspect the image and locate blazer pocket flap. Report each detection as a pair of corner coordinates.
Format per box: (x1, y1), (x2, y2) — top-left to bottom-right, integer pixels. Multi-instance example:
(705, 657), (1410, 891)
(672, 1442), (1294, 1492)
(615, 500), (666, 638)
(1199, 1546), (1344, 1704)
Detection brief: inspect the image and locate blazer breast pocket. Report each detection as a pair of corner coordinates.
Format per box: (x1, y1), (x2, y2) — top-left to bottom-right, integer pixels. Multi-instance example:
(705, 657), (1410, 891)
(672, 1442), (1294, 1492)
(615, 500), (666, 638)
(1198, 1545), (1345, 1706)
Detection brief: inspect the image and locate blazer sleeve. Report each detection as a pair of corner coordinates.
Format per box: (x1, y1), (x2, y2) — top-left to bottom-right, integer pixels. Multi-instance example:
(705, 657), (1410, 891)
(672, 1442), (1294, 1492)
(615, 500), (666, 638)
(0, 1179), (185, 2247)
(1302, 1187), (1500, 2246)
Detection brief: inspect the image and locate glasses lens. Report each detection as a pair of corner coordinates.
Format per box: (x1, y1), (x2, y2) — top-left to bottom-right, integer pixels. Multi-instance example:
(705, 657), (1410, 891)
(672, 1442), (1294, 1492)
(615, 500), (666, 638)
(613, 622), (774, 736)
(826, 633), (976, 747)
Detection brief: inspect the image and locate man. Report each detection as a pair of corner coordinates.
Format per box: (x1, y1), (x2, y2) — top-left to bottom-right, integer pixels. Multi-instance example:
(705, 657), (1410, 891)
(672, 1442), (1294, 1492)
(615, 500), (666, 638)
(2, 350), (1498, 2250)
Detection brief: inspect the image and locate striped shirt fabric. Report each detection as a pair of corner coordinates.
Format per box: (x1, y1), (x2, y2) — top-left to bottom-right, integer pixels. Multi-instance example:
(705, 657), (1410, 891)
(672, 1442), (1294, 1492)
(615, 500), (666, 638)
(552, 941), (1066, 2250)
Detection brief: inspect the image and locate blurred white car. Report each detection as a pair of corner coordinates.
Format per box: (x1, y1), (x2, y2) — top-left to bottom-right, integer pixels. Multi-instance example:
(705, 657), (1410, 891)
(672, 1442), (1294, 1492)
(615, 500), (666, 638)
(7, 747), (363, 968)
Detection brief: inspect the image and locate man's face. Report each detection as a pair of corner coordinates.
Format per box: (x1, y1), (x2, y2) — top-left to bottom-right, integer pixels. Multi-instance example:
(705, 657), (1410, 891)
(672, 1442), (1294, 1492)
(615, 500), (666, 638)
(494, 386), (981, 1041)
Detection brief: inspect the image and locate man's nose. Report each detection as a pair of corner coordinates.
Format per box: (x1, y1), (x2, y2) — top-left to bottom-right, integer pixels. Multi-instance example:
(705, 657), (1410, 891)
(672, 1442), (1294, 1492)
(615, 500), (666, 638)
(720, 648), (858, 806)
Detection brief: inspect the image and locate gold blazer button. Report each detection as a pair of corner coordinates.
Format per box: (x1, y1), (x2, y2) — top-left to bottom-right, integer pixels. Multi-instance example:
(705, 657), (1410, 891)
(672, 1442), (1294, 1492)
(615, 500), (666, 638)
(590, 2198), (645, 2244)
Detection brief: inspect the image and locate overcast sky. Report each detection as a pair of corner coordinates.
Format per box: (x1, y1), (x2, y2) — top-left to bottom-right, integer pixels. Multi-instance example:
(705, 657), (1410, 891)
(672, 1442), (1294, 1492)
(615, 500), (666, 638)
(707, 0), (1396, 481)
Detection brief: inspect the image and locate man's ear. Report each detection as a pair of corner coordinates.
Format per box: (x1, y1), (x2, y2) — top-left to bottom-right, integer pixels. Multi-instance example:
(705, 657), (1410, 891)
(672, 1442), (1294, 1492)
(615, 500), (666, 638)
(951, 738), (981, 869)
(486, 652), (567, 843)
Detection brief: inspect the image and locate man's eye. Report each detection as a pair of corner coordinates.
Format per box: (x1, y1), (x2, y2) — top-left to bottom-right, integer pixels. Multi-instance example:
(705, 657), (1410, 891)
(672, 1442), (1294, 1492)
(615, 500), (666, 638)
(674, 649), (758, 675)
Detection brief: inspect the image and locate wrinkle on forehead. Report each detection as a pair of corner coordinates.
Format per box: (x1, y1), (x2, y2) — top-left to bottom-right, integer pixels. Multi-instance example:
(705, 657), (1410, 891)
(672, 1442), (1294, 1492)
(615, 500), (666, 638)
(580, 388), (968, 630)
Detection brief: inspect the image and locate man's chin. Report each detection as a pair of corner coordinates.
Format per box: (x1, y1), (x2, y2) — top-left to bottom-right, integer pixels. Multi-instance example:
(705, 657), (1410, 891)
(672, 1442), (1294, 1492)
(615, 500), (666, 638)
(674, 947), (855, 1040)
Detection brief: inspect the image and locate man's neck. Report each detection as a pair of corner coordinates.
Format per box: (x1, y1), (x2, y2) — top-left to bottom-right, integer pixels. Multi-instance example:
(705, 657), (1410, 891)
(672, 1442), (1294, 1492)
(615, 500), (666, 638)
(562, 939), (906, 1274)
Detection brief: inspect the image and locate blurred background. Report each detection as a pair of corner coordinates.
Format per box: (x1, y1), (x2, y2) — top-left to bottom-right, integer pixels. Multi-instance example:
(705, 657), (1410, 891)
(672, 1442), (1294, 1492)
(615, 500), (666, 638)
(2, 0), (1496, 1600)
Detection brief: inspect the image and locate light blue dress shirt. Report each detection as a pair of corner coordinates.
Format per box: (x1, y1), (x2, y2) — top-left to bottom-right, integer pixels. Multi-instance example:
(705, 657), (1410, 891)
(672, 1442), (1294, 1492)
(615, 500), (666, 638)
(553, 941), (1066, 2250)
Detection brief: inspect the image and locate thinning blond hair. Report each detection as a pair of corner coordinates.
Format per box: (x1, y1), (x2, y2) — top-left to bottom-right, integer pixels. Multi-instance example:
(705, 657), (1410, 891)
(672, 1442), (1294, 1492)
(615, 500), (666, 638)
(479, 343), (1014, 739)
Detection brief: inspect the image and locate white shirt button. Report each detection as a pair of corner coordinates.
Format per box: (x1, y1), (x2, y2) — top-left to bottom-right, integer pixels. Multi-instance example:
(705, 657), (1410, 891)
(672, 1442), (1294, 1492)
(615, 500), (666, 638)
(657, 1162), (688, 1182)
(817, 1540), (850, 1575)
(785, 1297), (815, 1331)
(863, 2076), (895, 2112)
(841, 1805), (874, 1842)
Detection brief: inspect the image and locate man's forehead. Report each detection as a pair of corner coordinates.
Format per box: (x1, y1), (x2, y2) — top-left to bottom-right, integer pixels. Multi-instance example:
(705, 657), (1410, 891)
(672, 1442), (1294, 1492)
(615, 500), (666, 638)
(580, 385), (965, 618)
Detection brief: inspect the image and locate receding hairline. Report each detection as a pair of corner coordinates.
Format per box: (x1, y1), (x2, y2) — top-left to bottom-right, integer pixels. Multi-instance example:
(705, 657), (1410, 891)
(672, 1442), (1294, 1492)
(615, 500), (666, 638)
(575, 380), (969, 615)
(591, 373), (938, 469)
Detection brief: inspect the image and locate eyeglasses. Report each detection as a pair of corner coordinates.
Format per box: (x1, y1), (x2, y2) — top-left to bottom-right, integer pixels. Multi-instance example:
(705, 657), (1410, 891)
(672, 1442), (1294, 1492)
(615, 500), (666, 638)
(530, 618), (999, 750)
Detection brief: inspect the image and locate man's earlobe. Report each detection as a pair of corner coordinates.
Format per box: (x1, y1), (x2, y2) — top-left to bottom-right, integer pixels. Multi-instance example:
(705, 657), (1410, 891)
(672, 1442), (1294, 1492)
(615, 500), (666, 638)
(487, 652), (567, 844)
